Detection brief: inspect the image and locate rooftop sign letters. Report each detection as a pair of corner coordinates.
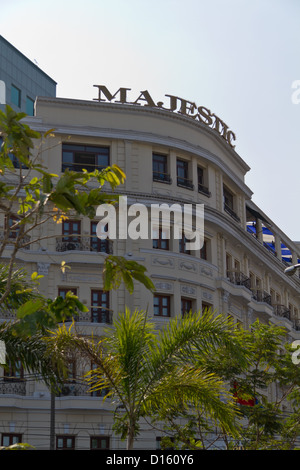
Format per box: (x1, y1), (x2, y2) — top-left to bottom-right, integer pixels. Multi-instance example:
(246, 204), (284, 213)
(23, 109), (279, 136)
(93, 85), (236, 148)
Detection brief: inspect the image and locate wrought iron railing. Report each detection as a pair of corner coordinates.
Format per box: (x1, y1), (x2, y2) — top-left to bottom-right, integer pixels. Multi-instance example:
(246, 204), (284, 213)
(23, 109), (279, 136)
(198, 183), (211, 197)
(153, 172), (172, 183)
(224, 204), (240, 222)
(251, 289), (272, 305)
(56, 237), (113, 254)
(273, 304), (291, 320)
(0, 379), (26, 396)
(177, 176), (194, 190)
(227, 271), (251, 290)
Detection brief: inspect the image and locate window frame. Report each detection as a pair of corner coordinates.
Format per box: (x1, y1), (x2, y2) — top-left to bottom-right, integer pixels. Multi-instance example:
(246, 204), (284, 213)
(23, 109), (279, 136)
(90, 436), (110, 450)
(91, 290), (110, 323)
(1, 433), (22, 447)
(56, 435), (75, 450)
(11, 84), (21, 108)
(152, 153), (171, 183)
(62, 143), (110, 173)
(154, 294), (171, 317)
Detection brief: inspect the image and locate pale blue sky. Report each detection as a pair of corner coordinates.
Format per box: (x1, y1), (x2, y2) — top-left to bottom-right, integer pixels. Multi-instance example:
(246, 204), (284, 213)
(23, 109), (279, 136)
(1, 0), (300, 240)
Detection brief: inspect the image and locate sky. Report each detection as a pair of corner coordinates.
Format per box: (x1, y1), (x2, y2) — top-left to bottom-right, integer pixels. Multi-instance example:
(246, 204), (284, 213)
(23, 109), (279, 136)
(1, 0), (300, 241)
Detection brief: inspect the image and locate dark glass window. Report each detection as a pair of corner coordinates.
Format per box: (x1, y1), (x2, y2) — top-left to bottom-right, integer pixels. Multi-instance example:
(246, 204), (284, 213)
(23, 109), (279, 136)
(62, 220), (81, 249)
(91, 290), (110, 323)
(153, 154), (170, 183)
(177, 159), (193, 189)
(62, 144), (109, 172)
(56, 435), (75, 450)
(90, 221), (111, 253)
(153, 227), (169, 250)
(154, 295), (170, 317)
(1, 434), (22, 447)
(26, 96), (34, 116)
(90, 436), (110, 450)
(181, 298), (193, 317)
(11, 84), (21, 107)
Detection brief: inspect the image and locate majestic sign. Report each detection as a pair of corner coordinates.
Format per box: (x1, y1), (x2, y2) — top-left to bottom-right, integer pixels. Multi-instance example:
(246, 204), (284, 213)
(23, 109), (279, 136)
(93, 85), (236, 148)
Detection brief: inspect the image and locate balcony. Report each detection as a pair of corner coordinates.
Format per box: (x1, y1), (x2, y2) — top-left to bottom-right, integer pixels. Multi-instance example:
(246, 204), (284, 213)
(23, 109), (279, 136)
(224, 204), (240, 222)
(198, 183), (211, 197)
(251, 289), (272, 305)
(153, 171), (172, 184)
(0, 379), (26, 396)
(227, 270), (251, 290)
(56, 237), (113, 254)
(273, 304), (291, 321)
(75, 306), (113, 324)
(177, 176), (194, 190)
(0, 233), (30, 250)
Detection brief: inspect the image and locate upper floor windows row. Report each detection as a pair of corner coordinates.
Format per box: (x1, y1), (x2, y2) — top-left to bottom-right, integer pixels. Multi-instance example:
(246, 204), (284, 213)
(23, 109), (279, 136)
(152, 153), (211, 196)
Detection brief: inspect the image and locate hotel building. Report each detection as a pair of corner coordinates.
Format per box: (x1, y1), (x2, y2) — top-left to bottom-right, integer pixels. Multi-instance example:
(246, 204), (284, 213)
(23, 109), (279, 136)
(0, 88), (299, 450)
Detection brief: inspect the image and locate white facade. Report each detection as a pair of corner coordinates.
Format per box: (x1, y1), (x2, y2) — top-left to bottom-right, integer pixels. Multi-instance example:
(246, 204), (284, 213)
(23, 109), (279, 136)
(0, 94), (299, 450)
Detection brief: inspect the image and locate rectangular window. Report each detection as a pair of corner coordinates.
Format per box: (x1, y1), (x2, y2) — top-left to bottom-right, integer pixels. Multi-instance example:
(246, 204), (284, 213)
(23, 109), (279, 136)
(62, 220), (81, 250)
(62, 144), (109, 172)
(177, 159), (193, 189)
(0, 136), (28, 169)
(91, 290), (110, 323)
(153, 153), (171, 183)
(152, 227), (169, 250)
(179, 234), (191, 255)
(90, 436), (110, 450)
(197, 166), (210, 196)
(11, 84), (21, 107)
(26, 96), (34, 116)
(56, 435), (75, 450)
(223, 186), (240, 222)
(4, 360), (23, 381)
(90, 221), (112, 253)
(181, 298), (193, 317)
(154, 294), (170, 317)
(200, 240), (207, 260)
(1, 434), (22, 447)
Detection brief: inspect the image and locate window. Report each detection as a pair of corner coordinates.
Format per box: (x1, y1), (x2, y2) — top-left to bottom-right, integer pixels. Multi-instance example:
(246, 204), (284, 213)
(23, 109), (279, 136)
(58, 288), (78, 321)
(223, 186), (240, 222)
(152, 227), (169, 250)
(153, 153), (171, 183)
(154, 294), (170, 317)
(90, 221), (112, 253)
(1, 434), (22, 447)
(91, 290), (110, 323)
(5, 215), (20, 239)
(200, 240), (207, 260)
(11, 84), (21, 107)
(179, 234), (191, 255)
(177, 159), (193, 189)
(62, 144), (109, 172)
(202, 302), (212, 314)
(56, 435), (75, 450)
(62, 220), (81, 250)
(90, 436), (110, 450)
(26, 96), (34, 116)
(197, 166), (210, 196)
(4, 360), (23, 381)
(181, 298), (193, 317)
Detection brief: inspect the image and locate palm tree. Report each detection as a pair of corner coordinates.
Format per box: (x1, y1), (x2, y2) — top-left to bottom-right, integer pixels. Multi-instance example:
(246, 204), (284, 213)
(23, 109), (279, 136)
(49, 308), (247, 449)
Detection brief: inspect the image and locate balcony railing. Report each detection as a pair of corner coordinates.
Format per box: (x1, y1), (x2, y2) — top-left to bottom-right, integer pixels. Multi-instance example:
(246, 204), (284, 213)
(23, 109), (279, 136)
(224, 204), (240, 222)
(153, 172), (172, 184)
(56, 237), (113, 254)
(0, 379), (26, 396)
(198, 183), (211, 197)
(0, 233), (30, 250)
(251, 289), (272, 305)
(177, 177), (194, 190)
(273, 304), (291, 320)
(75, 306), (113, 324)
(227, 271), (251, 290)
